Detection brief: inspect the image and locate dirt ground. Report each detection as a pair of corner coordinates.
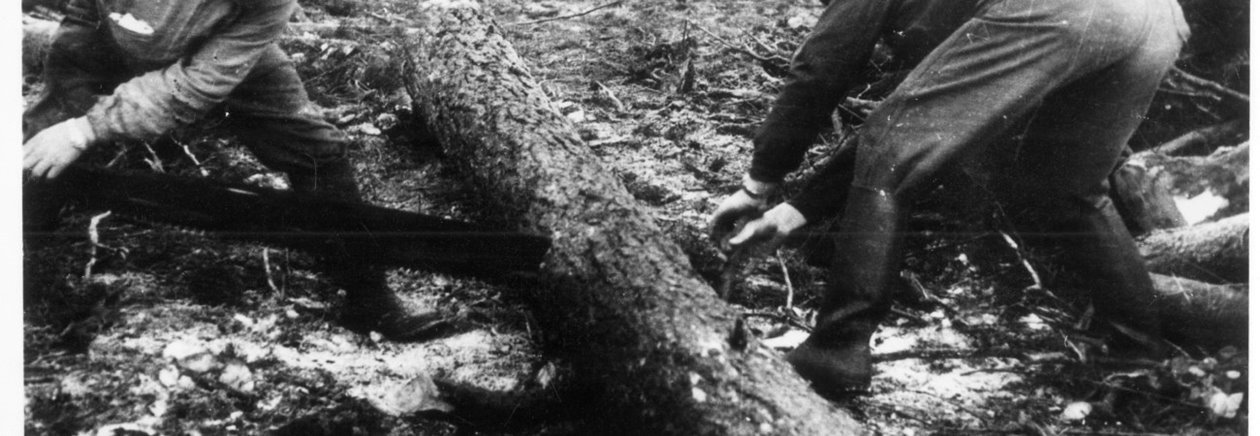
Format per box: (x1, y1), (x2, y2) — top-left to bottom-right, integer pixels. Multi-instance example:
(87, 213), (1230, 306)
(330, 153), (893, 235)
(22, 0), (1247, 434)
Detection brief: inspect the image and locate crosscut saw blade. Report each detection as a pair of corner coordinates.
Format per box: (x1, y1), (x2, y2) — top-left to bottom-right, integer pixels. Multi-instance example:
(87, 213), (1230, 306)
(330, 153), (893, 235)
(31, 165), (552, 276)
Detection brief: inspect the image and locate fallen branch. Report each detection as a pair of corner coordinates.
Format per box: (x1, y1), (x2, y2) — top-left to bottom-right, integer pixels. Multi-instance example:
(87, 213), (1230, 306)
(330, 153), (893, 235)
(872, 348), (1028, 363)
(1168, 67), (1250, 106)
(1138, 213), (1248, 284)
(1150, 118), (1247, 157)
(507, 1), (623, 26)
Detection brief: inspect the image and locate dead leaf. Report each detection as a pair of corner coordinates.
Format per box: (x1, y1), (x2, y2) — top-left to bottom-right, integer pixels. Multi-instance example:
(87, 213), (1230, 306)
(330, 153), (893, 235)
(178, 351), (221, 374)
(534, 361), (559, 389)
(218, 359), (255, 393)
(368, 373), (454, 416)
(161, 339), (207, 361)
(1060, 401), (1092, 422)
(289, 297), (330, 310)
(157, 366), (180, 387)
(1207, 388), (1244, 419)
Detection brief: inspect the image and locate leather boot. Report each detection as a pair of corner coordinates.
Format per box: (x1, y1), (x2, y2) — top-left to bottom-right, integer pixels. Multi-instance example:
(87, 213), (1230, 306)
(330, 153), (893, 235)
(295, 160), (470, 342)
(329, 259), (471, 342)
(1042, 199), (1167, 357)
(787, 186), (904, 396)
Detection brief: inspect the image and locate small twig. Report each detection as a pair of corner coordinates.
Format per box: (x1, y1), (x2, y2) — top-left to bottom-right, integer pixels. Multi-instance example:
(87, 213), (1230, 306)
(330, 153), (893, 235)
(176, 140), (210, 177)
(1074, 377), (1206, 410)
(740, 310), (812, 332)
(141, 141), (165, 173)
(889, 307), (932, 326)
(872, 347), (1028, 363)
(775, 249), (794, 308)
(1062, 431), (1177, 436)
(586, 136), (633, 147)
(367, 11), (406, 25)
(998, 230), (1042, 289)
(105, 147), (129, 168)
(84, 211), (113, 278)
(1169, 67), (1249, 105)
(747, 33), (781, 57)
(508, 1), (623, 26)
(262, 248), (281, 296)
(688, 20), (785, 64)
(594, 81), (626, 112)
(958, 366), (1028, 377)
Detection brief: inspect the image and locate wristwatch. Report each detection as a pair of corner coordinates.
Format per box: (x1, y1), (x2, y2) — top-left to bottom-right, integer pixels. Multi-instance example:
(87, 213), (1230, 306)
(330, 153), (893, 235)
(741, 174), (779, 200)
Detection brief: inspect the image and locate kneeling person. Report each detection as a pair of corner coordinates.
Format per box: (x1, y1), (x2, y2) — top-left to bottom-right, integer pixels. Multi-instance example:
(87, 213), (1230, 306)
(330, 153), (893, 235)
(23, 0), (453, 341)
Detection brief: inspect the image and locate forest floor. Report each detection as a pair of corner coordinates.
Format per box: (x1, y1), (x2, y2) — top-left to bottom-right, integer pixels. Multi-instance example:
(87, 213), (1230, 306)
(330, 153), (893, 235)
(22, 0), (1247, 435)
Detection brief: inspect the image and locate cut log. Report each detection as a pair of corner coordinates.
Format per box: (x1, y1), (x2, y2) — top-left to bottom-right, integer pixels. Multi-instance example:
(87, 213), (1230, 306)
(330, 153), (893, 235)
(1138, 213), (1248, 284)
(1150, 273), (1247, 349)
(1131, 142), (1249, 197)
(1123, 142), (1249, 224)
(1109, 161), (1188, 236)
(393, 1), (864, 434)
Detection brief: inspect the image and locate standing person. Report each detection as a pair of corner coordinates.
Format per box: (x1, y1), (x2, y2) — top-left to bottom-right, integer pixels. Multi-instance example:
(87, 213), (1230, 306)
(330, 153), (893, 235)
(710, 0), (1188, 396)
(23, 0), (453, 341)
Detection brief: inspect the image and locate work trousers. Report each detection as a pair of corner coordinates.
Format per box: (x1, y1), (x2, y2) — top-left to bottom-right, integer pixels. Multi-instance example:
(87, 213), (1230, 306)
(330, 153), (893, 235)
(853, 0), (1189, 207)
(24, 20), (348, 179)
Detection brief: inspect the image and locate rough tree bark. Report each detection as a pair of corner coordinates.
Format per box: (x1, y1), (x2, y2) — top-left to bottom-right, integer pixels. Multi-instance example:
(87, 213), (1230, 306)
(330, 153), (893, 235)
(1138, 213), (1249, 284)
(392, 1), (865, 434)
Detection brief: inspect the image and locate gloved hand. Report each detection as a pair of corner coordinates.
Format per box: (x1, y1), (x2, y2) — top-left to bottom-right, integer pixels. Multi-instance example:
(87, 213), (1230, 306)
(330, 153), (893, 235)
(726, 203), (808, 254)
(24, 117), (97, 180)
(709, 176), (780, 246)
(710, 189), (766, 244)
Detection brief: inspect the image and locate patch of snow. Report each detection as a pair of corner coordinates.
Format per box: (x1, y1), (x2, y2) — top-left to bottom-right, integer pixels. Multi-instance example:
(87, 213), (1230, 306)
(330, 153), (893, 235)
(761, 329), (809, 350)
(1175, 190), (1229, 224)
(1019, 313), (1050, 331)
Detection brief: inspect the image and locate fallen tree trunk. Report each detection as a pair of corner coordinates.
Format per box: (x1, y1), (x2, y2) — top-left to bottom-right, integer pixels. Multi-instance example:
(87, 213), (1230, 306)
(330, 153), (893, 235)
(393, 1), (864, 434)
(1150, 273), (1248, 348)
(1138, 213), (1249, 284)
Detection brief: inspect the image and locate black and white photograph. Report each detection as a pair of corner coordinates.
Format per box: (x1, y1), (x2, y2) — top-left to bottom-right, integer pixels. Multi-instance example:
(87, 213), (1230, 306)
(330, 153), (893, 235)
(19, 0), (1249, 434)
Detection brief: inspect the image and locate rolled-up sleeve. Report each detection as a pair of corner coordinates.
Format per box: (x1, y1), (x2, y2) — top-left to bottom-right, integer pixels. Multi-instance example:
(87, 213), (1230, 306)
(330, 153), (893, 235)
(748, 0), (895, 183)
(85, 0), (297, 141)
